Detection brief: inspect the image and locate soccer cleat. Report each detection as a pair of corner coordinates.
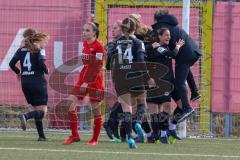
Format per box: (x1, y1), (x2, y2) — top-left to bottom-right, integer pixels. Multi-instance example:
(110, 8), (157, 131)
(128, 138), (137, 149)
(155, 140), (161, 144)
(110, 138), (122, 143)
(177, 107), (195, 123)
(103, 122), (113, 140)
(191, 91), (201, 101)
(134, 123), (144, 143)
(167, 130), (182, 140)
(63, 136), (80, 145)
(159, 135), (169, 144)
(18, 114), (27, 131)
(88, 139), (98, 146)
(38, 137), (47, 141)
(168, 136), (177, 144)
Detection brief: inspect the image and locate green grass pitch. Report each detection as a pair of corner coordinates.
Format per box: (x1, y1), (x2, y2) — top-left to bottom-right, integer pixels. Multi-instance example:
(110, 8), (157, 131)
(0, 131), (240, 160)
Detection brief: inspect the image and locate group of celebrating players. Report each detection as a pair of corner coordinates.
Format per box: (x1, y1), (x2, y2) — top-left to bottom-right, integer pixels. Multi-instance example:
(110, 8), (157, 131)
(9, 8), (201, 149)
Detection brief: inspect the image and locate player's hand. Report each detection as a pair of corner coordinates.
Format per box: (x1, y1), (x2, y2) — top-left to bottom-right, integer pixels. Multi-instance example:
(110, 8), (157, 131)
(152, 42), (160, 49)
(147, 78), (156, 88)
(17, 73), (21, 81)
(47, 68), (50, 74)
(80, 82), (88, 88)
(175, 39), (185, 49)
(90, 14), (96, 23)
(79, 83), (88, 93)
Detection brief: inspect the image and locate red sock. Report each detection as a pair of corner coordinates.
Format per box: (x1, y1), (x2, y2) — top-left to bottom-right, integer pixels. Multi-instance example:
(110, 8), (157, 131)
(68, 110), (79, 138)
(91, 115), (102, 142)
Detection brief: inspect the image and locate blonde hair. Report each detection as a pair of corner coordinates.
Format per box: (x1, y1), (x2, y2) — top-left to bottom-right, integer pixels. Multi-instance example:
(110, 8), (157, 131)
(129, 14), (151, 37)
(25, 32), (49, 53)
(120, 18), (137, 34)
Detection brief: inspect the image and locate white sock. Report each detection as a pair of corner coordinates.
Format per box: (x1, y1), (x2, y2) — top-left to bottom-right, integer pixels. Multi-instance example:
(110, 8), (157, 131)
(132, 132), (137, 138)
(161, 130), (167, 137)
(146, 132), (152, 137)
(169, 122), (176, 130)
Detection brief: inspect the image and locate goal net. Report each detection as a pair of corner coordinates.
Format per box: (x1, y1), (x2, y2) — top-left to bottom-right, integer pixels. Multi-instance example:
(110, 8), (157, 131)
(96, 0), (212, 137)
(0, 0), (212, 136)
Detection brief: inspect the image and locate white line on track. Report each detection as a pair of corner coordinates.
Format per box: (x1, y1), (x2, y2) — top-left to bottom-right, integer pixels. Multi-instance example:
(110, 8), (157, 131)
(0, 147), (240, 158)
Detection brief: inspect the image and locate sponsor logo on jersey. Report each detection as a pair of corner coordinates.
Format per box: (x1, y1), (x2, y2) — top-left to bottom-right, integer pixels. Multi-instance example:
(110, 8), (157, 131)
(22, 71), (35, 75)
(96, 53), (103, 60)
(120, 64), (131, 70)
(81, 54), (89, 60)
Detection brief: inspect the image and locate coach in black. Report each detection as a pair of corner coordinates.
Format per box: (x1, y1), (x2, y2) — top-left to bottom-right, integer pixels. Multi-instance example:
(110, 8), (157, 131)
(152, 9), (201, 123)
(9, 29), (49, 141)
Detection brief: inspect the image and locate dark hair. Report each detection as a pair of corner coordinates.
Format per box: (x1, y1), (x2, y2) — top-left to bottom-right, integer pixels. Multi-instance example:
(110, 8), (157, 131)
(120, 18), (136, 34)
(154, 8), (169, 22)
(23, 28), (37, 38)
(86, 22), (99, 38)
(25, 32), (49, 53)
(157, 27), (169, 36)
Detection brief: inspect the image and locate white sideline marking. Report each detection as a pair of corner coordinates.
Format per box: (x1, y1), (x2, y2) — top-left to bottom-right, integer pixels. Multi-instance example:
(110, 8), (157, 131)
(0, 147), (239, 158)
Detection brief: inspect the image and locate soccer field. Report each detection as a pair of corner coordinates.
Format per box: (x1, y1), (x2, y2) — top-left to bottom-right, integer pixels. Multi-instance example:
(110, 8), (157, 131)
(0, 131), (239, 160)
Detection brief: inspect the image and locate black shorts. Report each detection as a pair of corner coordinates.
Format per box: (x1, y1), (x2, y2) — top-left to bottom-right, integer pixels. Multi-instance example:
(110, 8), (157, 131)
(113, 72), (146, 97)
(21, 77), (48, 106)
(146, 64), (179, 104)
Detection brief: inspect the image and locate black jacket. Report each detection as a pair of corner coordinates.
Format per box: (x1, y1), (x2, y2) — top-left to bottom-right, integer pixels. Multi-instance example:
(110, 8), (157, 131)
(152, 14), (201, 66)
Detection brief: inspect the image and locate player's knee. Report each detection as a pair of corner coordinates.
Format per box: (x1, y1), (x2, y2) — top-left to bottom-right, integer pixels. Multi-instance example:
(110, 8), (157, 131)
(34, 110), (45, 121)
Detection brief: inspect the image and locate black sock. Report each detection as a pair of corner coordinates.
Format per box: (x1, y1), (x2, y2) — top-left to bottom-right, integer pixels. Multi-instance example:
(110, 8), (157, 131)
(172, 107), (183, 124)
(24, 110), (42, 121)
(34, 110), (45, 138)
(108, 102), (122, 139)
(142, 118), (151, 134)
(135, 104), (146, 124)
(158, 112), (169, 131)
(108, 118), (120, 139)
(122, 112), (132, 139)
(151, 113), (159, 139)
(120, 123), (126, 140)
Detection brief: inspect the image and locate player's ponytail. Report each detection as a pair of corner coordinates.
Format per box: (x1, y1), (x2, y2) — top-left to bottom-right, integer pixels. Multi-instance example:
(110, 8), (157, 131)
(25, 32), (49, 53)
(120, 18), (136, 35)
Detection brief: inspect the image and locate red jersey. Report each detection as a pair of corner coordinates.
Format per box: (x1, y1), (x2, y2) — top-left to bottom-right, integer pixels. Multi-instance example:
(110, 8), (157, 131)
(72, 39), (105, 102)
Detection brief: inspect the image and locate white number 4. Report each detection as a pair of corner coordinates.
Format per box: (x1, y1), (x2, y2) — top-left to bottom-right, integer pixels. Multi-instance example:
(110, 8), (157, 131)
(23, 52), (32, 71)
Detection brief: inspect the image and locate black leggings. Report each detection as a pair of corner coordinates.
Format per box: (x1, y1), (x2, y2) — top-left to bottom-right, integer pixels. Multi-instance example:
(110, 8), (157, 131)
(175, 63), (191, 108)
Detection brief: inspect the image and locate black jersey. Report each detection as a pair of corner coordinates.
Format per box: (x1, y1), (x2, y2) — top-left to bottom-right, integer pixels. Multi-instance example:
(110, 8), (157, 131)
(108, 36), (150, 96)
(110, 36), (147, 80)
(9, 47), (48, 78)
(109, 36), (145, 63)
(146, 44), (177, 83)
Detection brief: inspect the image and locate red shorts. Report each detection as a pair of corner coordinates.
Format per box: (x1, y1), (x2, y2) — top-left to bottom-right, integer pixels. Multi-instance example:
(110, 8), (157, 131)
(72, 72), (104, 103)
